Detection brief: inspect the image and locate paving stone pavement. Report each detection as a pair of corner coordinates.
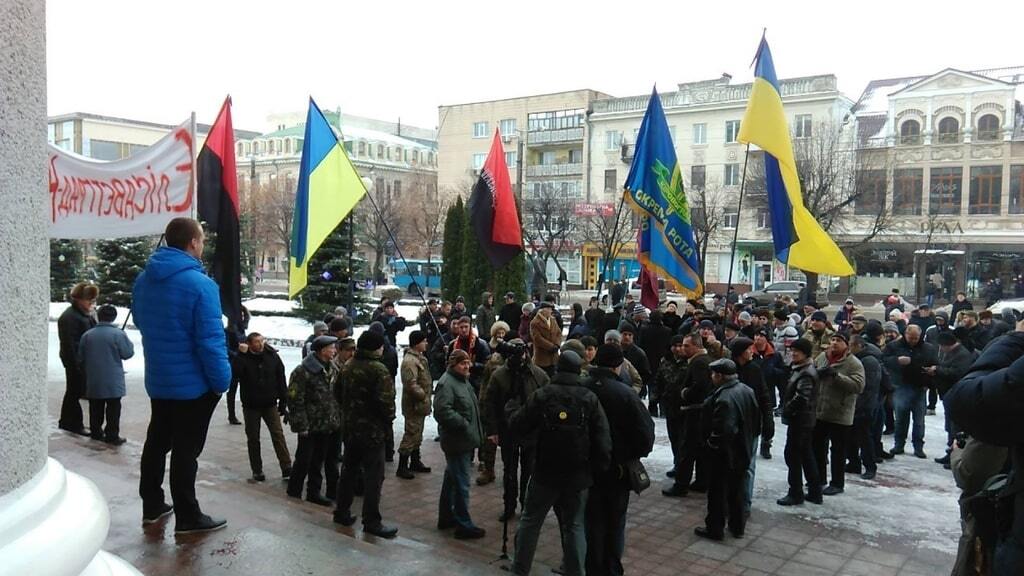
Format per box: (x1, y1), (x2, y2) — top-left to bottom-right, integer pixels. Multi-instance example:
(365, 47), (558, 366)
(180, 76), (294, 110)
(46, 324), (959, 575)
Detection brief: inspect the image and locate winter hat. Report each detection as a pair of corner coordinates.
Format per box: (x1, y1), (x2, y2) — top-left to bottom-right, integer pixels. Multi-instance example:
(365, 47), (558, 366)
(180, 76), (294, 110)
(781, 326), (799, 339)
(728, 337), (754, 359)
(311, 335), (338, 352)
(490, 321), (511, 338)
(851, 314), (867, 323)
(561, 339), (586, 359)
(936, 311), (949, 322)
(334, 306), (348, 317)
(845, 298), (855, 305)
(313, 321), (329, 334)
(368, 321), (386, 335)
(788, 313), (802, 326)
(889, 310), (904, 320)
(810, 311), (828, 322)
(522, 302), (536, 314)
(724, 322), (741, 332)
(738, 311), (752, 322)
(709, 358), (738, 375)
(883, 321), (900, 333)
(408, 330), (427, 347)
(329, 317), (350, 334)
(699, 319), (715, 330)
(447, 349), (470, 367)
(557, 350), (584, 375)
(830, 331), (849, 344)
(357, 330), (386, 352)
(595, 344), (625, 368)
(70, 282), (99, 301)
(790, 338), (814, 357)
(774, 309), (789, 322)
(619, 323), (637, 335)
(937, 331), (958, 346)
(337, 337), (356, 350)
(864, 322), (884, 342)
(604, 329), (622, 344)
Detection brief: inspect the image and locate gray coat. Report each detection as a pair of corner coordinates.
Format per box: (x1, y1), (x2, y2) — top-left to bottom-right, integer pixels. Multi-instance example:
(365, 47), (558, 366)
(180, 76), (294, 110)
(77, 322), (135, 399)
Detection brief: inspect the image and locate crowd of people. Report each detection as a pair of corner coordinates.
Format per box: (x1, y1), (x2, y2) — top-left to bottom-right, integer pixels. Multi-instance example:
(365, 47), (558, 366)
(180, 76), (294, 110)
(54, 217), (1024, 575)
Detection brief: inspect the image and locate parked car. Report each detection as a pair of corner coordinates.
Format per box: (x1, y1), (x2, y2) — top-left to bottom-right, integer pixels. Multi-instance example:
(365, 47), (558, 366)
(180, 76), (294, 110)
(742, 281), (811, 307)
(989, 298), (1024, 320)
(627, 276), (685, 302)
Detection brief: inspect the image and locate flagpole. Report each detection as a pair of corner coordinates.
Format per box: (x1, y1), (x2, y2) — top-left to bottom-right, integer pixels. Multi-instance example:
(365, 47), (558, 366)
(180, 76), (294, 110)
(190, 110), (198, 221)
(595, 189), (629, 304)
(361, 185), (443, 339)
(725, 143), (752, 305)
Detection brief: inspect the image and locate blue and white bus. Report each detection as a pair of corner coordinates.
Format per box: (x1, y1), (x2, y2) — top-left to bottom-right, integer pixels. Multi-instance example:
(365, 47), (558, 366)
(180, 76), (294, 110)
(389, 258), (443, 294)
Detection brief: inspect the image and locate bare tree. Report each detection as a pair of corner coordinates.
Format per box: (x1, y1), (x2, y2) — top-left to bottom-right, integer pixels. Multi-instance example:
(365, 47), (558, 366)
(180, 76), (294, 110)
(579, 201), (637, 292)
(689, 181), (731, 285)
(355, 180), (405, 283)
(247, 172), (295, 269)
(521, 185), (576, 291)
(400, 181), (446, 292)
(744, 120), (896, 287)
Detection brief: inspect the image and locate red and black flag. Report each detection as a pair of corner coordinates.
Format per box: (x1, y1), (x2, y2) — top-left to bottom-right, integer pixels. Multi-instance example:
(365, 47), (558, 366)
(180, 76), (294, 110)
(468, 130), (522, 268)
(197, 96), (241, 329)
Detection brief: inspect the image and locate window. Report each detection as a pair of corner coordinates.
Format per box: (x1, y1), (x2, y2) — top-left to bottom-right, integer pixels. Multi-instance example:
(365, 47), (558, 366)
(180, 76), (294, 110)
(358, 141), (366, 155)
(344, 141), (353, 154)
(929, 167), (963, 215)
(473, 121), (489, 138)
(900, 120), (921, 145)
(693, 123), (707, 145)
(725, 120), (741, 143)
(500, 118), (517, 137)
(412, 149), (419, 164)
(604, 169), (617, 193)
(386, 147), (392, 160)
(268, 140), (276, 154)
(47, 123), (56, 144)
(605, 130), (622, 150)
(691, 165), (706, 190)
(472, 153), (486, 170)
(375, 177), (385, 193)
(795, 114), (812, 139)
(854, 170), (886, 215)
(393, 180), (402, 197)
(428, 152), (435, 166)
(977, 114), (1000, 141)
(285, 139), (291, 154)
(541, 151), (556, 165)
(937, 117), (960, 144)
(756, 209), (770, 229)
(89, 139), (122, 161)
(568, 149), (583, 164)
(244, 142), (251, 155)
(527, 109), (585, 131)
(724, 163), (740, 186)
(395, 147), (402, 161)
(236, 143), (244, 157)
(505, 151), (517, 168)
(970, 166), (1002, 215)
(377, 144), (385, 157)
(893, 168), (923, 215)
(1011, 165), (1024, 214)
(724, 212), (739, 229)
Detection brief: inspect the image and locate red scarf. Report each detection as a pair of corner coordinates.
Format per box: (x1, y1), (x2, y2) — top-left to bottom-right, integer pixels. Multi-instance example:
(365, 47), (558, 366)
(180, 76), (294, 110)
(827, 350), (845, 365)
(455, 334), (478, 361)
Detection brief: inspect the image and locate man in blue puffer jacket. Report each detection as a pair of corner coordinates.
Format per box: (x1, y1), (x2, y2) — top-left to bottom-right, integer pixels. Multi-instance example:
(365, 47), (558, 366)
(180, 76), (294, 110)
(133, 217), (232, 534)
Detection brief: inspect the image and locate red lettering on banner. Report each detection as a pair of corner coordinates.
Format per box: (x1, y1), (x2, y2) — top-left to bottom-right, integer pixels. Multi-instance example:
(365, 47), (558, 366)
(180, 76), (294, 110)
(170, 128), (194, 212)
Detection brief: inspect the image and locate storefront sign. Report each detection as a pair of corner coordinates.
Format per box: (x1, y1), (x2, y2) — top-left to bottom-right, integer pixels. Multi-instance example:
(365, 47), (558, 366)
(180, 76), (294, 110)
(920, 220), (964, 235)
(871, 248), (898, 262)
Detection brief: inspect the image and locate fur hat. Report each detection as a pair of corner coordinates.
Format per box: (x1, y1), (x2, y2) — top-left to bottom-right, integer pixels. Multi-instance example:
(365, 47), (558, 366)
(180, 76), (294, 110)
(70, 282), (99, 301)
(810, 311), (828, 322)
(490, 321), (511, 338)
(357, 330), (386, 351)
(728, 337), (754, 358)
(447, 349), (470, 367)
(595, 344), (624, 368)
(408, 330), (427, 347)
(790, 338), (814, 357)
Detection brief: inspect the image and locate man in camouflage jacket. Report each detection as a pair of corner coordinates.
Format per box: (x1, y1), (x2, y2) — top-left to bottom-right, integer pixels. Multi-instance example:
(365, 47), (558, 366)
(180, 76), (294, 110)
(286, 335), (341, 505)
(397, 331), (433, 479)
(333, 331), (399, 538)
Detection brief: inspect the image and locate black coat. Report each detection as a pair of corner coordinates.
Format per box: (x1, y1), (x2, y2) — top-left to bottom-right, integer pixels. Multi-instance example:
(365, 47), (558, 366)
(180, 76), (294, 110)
(882, 338), (938, 389)
(585, 366), (655, 468)
(499, 302), (522, 334)
(508, 372), (612, 492)
(58, 304), (96, 368)
(781, 362), (819, 429)
(944, 332), (1024, 567)
(234, 347), (288, 410)
(639, 321), (673, 379)
(737, 360), (774, 441)
(702, 378), (760, 470)
(680, 353), (713, 449)
(934, 343), (977, 396)
(662, 311), (683, 334)
(853, 343), (883, 420)
(622, 344), (652, 392)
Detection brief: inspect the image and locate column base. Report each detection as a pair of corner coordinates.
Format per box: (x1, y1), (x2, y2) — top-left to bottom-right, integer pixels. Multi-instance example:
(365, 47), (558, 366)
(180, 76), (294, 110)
(0, 458), (141, 575)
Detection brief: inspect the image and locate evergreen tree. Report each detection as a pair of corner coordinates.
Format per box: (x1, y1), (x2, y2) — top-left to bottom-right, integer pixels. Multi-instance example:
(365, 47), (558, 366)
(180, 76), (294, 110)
(94, 236), (154, 307)
(492, 251), (527, 304)
(441, 196), (466, 303)
(459, 206), (494, 311)
(50, 239), (84, 302)
(296, 216), (364, 323)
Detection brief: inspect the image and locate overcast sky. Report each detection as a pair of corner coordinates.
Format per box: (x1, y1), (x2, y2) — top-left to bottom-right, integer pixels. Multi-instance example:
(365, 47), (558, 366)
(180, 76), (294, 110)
(47, 0), (1022, 133)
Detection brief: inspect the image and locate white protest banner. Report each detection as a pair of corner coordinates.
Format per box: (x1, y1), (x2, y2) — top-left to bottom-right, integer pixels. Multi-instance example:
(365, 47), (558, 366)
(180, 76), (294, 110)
(48, 121), (194, 239)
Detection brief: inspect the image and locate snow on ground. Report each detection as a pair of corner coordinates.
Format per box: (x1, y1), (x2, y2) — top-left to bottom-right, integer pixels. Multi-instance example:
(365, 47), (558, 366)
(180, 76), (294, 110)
(243, 297), (299, 314)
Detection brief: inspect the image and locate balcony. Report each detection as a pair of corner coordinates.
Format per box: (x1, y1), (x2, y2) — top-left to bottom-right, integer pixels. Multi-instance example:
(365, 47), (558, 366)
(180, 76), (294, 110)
(526, 163), (584, 177)
(527, 127), (584, 146)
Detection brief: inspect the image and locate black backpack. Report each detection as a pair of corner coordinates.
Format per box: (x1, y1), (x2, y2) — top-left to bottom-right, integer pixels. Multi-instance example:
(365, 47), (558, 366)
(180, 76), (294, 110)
(537, 389), (590, 472)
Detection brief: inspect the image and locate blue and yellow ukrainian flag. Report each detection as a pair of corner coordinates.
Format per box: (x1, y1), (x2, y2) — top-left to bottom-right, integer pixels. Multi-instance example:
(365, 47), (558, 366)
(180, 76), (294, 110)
(625, 88), (703, 297)
(738, 37), (853, 276)
(289, 98), (367, 297)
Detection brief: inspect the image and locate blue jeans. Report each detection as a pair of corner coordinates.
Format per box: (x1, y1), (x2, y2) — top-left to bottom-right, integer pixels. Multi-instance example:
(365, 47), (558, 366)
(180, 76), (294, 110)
(744, 435), (759, 514)
(512, 480), (588, 576)
(893, 385), (926, 450)
(439, 450), (476, 530)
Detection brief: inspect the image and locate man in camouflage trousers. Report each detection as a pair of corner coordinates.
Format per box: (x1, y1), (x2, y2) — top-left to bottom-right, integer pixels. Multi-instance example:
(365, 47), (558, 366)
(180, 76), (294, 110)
(397, 331), (433, 479)
(333, 331), (399, 539)
(286, 335), (342, 506)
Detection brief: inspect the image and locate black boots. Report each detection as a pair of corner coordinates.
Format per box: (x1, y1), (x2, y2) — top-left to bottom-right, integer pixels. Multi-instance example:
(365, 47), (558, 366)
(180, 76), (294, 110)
(396, 454), (415, 480)
(409, 450), (431, 473)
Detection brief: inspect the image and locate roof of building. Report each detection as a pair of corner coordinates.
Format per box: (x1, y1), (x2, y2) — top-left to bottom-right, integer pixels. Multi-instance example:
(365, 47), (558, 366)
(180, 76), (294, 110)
(47, 111), (261, 139)
(253, 120), (436, 152)
(852, 66), (1024, 115)
(438, 88), (613, 109)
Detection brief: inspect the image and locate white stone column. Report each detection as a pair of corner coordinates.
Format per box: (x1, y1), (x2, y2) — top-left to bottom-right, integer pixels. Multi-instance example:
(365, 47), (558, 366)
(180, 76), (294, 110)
(963, 94), (973, 144)
(0, 2), (140, 575)
(924, 97), (934, 144)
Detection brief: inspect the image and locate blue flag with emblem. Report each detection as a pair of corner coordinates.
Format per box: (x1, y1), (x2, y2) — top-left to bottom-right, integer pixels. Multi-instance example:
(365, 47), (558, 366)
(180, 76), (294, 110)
(624, 88), (703, 297)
